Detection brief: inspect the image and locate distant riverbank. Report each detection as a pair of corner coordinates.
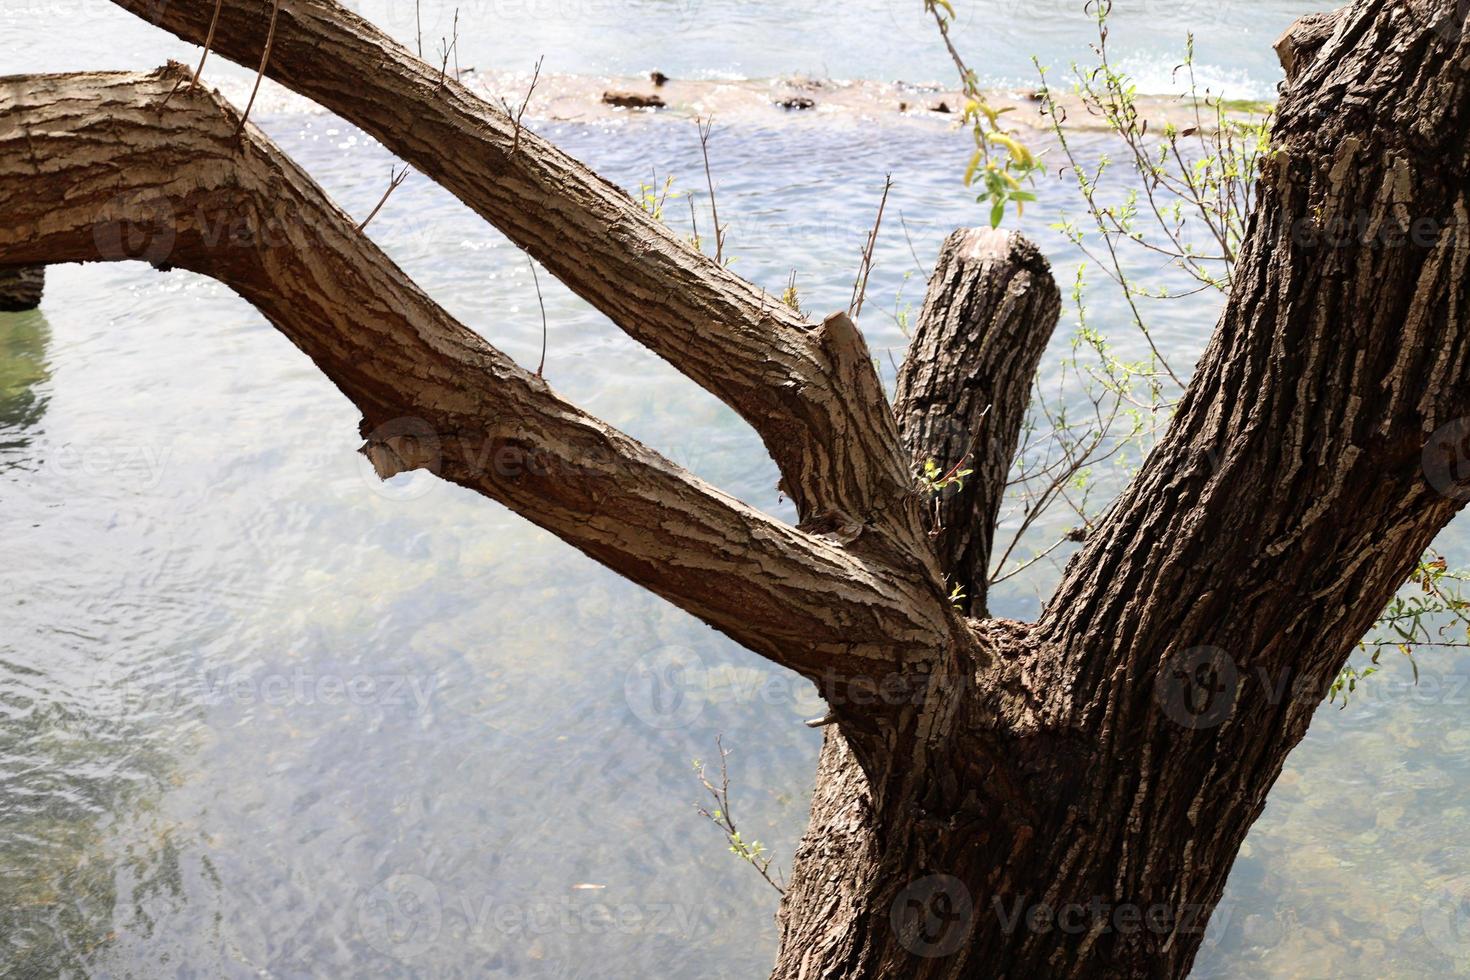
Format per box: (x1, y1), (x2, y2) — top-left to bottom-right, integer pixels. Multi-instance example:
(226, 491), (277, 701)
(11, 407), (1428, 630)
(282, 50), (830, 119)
(204, 65), (1274, 134)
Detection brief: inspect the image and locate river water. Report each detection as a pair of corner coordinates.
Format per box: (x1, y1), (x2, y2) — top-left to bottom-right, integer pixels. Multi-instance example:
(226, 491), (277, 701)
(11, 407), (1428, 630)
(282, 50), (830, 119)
(7, 2), (1470, 978)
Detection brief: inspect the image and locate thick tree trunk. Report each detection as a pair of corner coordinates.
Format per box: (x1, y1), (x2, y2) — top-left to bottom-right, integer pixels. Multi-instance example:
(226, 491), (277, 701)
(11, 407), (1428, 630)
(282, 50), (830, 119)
(10, 2), (1470, 979)
(0, 266), (43, 311)
(773, 4), (1470, 978)
(773, 231), (1062, 977)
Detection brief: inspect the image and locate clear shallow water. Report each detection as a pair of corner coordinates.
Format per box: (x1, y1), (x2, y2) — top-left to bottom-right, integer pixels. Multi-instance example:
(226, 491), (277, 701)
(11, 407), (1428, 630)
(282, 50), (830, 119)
(7, 4), (1470, 979)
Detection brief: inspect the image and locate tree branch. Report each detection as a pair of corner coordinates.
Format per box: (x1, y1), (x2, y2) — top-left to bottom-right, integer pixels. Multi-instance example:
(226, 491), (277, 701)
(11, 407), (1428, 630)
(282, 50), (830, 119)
(0, 68), (956, 691)
(103, 0), (922, 549)
(895, 229), (1062, 616)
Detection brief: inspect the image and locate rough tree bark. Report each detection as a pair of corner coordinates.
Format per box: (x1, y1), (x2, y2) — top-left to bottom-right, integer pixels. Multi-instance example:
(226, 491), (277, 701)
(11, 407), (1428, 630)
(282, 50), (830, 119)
(895, 229), (1063, 618)
(6, 0), (1470, 977)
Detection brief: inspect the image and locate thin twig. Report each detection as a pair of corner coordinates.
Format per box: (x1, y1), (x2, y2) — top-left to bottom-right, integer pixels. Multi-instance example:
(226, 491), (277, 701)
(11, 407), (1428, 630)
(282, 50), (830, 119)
(416, 0), (423, 58)
(693, 737), (785, 895)
(452, 8), (462, 81)
(529, 256), (548, 377)
(498, 56), (544, 156)
(235, 0), (283, 136)
(897, 210), (926, 274)
(356, 165), (411, 233)
(695, 117), (726, 264)
(1032, 71), (1184, 388)
(163, 0), (225, 108)
(849, 175), (892, 319)
(436, 18), (459, 91)
(189, 0), (227, 92)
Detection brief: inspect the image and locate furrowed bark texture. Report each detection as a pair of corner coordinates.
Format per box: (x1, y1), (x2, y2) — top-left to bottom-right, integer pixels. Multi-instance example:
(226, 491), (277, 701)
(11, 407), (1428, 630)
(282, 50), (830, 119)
(1022, 4), (1470, 972)
(0, 265), (44, 311)
(104, 0), (929, 555)
(0, 69), (957, 694)
(894, 229), (1062, 616)
(776, 2), (1470, 978)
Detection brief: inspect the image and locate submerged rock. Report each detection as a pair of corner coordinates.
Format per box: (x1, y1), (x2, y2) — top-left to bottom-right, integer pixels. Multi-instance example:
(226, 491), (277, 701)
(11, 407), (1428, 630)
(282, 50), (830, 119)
(601, 90), (666, 109)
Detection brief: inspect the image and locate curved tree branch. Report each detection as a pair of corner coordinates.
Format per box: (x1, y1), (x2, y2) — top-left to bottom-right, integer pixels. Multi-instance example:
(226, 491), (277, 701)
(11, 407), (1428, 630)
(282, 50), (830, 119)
(103, 0), (923, 550)
(0, 67), (957, 692)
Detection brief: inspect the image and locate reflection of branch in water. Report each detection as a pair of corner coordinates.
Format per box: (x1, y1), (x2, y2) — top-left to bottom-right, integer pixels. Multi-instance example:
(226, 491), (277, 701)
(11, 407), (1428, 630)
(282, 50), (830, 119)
(0, 653), (199, 976)
(0, 299), (213, 973)
(0, 266), (44, 312)
(0, 305), (52, 450)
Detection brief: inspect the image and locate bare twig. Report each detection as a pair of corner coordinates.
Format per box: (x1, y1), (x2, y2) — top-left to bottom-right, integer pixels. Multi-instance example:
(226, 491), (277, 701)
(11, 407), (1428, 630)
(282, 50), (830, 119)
(235, 0), (283, 136)
(897, 210), (926, 274)
(416, 0), (423, 58)
(693, 737), (785, 895)
(926, 0), (977, 97)
(849, 175), (892, 319)
(695, 117), (726, 265)
(356, 165), (411, 233)
(452, 8), (462, 81)
(528, 256), (548, 377)
(436, 14), (459, 90)
(163, 0), (224, 107)
(498, 56), (544, 156)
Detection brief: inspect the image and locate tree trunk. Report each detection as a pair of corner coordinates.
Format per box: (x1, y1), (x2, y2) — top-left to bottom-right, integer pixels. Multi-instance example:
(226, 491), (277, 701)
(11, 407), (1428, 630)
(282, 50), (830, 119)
(11, 2), (1470, 978)
(773, 4), (1470, 977)
(0, 266), (44, 311)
